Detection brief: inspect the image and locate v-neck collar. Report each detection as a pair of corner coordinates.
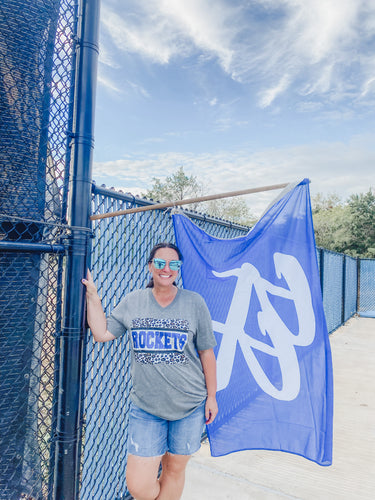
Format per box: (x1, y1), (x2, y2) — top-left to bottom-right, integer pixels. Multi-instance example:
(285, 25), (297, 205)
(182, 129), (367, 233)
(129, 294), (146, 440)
(149, 287), (180, 309)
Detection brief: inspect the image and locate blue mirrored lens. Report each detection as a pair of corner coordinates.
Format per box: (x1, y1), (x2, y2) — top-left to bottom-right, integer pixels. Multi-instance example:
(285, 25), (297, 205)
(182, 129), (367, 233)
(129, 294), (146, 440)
(153, 258), (166, 269)
(169, 260), (182, 270)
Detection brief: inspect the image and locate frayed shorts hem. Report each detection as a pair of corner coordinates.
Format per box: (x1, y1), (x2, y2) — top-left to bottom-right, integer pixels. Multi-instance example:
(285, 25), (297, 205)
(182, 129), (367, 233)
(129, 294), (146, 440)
(127, 401), (206, 457)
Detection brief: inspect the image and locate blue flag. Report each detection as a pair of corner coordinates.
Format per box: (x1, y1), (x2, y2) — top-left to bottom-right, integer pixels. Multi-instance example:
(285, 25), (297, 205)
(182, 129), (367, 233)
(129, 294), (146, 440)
(173, 179), (333, 466)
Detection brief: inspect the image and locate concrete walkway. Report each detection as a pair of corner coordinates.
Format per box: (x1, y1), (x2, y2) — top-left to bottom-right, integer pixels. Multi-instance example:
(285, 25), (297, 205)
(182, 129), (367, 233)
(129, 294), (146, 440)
(182, 317), (375, 500)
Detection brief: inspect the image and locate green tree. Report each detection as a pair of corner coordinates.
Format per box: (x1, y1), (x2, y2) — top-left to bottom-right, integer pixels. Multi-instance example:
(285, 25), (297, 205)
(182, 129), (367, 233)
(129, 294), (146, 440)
(143, 166), (253, 226)
(312, 192), (342, 212)
(202, 197), (256, 226)
(312, 190), (375, 257)
(346, 189), (375, 257)
(312, 201), (352, 253)
(144, 167), (203, 205)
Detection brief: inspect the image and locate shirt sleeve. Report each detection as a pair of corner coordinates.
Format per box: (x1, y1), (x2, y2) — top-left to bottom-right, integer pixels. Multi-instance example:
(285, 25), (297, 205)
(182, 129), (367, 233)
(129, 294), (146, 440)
(106, 298), (128, 339)
(195, 294), (217, 351)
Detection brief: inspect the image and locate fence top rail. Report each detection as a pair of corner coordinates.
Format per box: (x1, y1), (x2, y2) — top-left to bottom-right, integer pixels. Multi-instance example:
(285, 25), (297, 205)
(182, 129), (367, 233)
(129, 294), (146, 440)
(91, 182), (289, 221)
(317, 246), (360, 260)
(91, 183), (251, 231)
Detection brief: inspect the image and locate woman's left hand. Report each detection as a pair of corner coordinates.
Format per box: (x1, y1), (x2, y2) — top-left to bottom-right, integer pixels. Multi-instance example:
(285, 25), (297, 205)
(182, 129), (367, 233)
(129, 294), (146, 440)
(205, 395), (218, 425)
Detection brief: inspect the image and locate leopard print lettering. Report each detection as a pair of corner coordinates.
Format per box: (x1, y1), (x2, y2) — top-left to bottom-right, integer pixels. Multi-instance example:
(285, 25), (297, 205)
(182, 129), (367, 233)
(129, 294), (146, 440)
(132, 317), (189, 331)
(134, 352), (188, 365)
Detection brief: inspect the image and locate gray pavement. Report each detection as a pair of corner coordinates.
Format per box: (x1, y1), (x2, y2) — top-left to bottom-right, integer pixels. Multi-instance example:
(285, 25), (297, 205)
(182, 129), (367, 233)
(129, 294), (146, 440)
(182, 316), (375, 500)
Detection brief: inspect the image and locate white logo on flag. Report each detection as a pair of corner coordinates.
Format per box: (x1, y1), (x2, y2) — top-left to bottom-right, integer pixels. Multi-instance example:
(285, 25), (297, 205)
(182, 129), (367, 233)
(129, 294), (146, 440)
(213, 252), (315, 401)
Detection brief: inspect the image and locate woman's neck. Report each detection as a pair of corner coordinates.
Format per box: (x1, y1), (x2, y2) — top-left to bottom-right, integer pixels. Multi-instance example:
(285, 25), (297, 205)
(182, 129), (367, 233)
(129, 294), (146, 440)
(152, 285), (177, 307)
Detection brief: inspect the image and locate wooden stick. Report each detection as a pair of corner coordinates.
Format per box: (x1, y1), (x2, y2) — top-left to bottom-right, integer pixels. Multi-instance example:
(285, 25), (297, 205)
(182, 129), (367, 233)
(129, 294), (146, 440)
(90, 182), (290, 221)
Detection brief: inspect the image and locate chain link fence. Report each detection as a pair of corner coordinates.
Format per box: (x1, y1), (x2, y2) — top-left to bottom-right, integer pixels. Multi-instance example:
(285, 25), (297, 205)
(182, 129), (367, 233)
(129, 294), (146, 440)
(318, 249), (358, 333)
(358, 259), (375, 317)
(0, 0), (77, 498)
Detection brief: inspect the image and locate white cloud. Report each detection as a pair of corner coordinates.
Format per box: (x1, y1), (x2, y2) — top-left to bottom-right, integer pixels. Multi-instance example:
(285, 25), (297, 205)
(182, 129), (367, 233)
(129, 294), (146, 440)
(157, 0), (235, 71)
(361, 77), (375, 98)
(93, 133), (375, 215)
(97, 74), (122, 94)
(100, 0), (231, 65)
(236, 0), (375, 105)
(258, 75), (291, 108)
(99, 0), (375, 106)
(97, 71), (150, 99)
(99, 0), (236, 75)
(289, 0), (358, 63)
(125, 80), (151, 99)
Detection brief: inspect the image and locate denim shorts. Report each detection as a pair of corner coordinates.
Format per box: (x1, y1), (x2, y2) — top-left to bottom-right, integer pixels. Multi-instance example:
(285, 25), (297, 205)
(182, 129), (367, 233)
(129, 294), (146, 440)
(127, 400), (206, 457)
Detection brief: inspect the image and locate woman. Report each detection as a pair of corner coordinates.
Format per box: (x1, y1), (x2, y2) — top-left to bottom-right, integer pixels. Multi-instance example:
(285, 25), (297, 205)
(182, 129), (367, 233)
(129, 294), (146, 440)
(82, 242), (218, 500)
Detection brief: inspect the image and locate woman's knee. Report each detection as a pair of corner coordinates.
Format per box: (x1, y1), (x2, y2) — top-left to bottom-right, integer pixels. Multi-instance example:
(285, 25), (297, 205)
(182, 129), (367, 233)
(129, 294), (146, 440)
(162, 452), (191, 476)
(126, 473), (159, 500)
(126, 454), (161, 500)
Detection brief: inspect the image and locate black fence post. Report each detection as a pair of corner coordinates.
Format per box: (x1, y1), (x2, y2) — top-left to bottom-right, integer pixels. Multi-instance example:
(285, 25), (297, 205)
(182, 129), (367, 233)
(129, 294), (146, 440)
(356, 257), (361, 314)
(52, 1), (100, 498)
(341, 255), (346, 324)
(319, 248), (325, 298)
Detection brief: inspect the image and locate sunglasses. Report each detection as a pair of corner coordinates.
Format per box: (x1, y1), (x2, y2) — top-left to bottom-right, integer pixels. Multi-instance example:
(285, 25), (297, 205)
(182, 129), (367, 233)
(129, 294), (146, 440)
(152, 258), (182, 271)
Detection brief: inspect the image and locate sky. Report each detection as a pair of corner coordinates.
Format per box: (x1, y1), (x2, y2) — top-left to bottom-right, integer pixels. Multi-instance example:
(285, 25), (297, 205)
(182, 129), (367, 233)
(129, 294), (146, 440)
(93, 0), (375, 216)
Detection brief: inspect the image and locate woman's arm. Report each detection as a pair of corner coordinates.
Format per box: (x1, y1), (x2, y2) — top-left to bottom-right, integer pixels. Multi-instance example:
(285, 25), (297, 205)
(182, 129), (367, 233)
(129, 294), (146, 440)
(198, 348), (218, 424)
(82, 269), (116, 343)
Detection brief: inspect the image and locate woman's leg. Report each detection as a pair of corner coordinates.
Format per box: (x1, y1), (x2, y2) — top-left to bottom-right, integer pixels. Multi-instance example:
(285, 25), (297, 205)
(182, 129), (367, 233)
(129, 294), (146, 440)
(126, 402), (168, 498)
(125, 401), (204, 499)
(157, 452), (191, 500)
(126, 453), (162, 500)
(156, 401), (205, 499)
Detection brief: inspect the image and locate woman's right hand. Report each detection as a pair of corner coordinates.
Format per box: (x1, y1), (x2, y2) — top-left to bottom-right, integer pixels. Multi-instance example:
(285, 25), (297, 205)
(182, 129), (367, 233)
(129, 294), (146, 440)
(81, 269), (115, 342)
(82, 269), (98, 297)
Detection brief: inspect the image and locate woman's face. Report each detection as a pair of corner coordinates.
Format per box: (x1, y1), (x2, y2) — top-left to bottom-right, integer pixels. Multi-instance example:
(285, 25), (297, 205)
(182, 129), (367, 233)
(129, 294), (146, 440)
(148, 247), (180, 289)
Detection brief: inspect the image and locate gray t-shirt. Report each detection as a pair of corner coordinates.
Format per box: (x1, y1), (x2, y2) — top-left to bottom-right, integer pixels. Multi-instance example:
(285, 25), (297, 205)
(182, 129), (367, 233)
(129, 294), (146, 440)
(106, 288), (216, 420)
